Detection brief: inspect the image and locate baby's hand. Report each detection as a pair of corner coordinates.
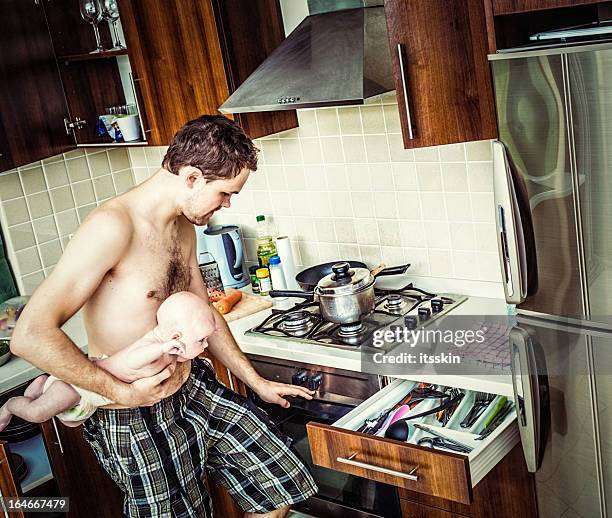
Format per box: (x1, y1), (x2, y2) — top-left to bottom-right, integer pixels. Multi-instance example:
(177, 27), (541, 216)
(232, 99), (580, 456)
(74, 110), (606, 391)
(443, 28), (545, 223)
(161, 339), (185, 357)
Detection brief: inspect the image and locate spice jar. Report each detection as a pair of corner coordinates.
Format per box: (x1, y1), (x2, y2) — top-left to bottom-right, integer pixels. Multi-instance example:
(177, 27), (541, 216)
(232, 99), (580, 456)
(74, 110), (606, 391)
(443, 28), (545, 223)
(249, 265), (260, 294)
(256, 268), (272, 296)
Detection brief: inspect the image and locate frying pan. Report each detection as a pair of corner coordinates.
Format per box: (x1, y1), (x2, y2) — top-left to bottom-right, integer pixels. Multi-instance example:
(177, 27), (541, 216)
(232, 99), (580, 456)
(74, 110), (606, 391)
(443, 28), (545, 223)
(296, 261), (410, 291)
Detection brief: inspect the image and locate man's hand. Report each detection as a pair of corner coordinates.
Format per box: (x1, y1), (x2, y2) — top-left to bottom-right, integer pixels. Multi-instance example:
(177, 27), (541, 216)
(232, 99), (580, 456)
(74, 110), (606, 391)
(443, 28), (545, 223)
(253, 379), (315, 408)
(112, 360), (190, 407)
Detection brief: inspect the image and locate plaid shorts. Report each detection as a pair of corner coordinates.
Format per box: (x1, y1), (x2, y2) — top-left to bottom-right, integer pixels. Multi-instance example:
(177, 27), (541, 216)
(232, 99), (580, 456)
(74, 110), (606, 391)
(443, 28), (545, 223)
(83, 359), (318, 517)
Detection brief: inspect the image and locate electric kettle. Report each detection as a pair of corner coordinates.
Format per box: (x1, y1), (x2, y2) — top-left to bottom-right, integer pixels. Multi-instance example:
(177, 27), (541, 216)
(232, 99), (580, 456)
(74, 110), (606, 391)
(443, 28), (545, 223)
(196, 225), (249, 289)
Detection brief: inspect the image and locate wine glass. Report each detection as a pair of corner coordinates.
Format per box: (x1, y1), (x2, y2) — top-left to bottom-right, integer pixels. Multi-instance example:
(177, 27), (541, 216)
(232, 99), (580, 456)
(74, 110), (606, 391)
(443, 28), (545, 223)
(101, 0), (125, 50)
(79, 0), (104, 53)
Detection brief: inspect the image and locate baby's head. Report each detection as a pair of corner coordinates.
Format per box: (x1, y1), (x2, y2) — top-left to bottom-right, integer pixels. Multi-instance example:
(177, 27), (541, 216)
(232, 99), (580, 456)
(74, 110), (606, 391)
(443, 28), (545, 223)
(156, 292), (217, 360)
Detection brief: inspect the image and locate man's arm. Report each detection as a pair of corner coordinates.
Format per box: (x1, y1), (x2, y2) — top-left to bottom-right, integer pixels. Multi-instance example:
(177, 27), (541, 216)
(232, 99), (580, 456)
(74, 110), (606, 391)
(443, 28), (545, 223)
(11, 208), (173, 407)
(187, 226), (313, 407)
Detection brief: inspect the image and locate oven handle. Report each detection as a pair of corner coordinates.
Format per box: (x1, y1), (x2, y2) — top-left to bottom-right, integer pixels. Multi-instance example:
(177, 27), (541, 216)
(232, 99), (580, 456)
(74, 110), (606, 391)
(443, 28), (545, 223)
(337, 452), (418, 481)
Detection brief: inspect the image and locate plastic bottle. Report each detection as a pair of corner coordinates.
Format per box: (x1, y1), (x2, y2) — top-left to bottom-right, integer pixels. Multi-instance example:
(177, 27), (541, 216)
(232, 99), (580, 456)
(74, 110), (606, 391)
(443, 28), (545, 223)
(268, 255), (287, 300)
(256, 268), (272, 296)
(255, 215), (278, 267)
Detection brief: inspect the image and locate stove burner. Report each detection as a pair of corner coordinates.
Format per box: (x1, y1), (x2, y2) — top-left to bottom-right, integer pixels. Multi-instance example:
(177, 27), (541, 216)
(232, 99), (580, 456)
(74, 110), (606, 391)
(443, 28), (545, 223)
(384, 293), (406, 312)
(334, 322), (367, 346)
(337, 322), (365, 337)
(279, 310), (315, 336)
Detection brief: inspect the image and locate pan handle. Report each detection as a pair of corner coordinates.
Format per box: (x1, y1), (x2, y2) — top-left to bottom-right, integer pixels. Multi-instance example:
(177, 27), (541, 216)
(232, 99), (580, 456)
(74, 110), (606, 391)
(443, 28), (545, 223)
(269, 290), (314, 300)
(377, 264), (411, 276)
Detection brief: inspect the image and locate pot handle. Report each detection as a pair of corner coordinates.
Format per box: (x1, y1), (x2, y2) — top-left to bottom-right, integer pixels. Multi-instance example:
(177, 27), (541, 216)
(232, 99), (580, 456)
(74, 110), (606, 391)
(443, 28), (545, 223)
(378, 264), (411, 276)
(269, 290), (314, 300)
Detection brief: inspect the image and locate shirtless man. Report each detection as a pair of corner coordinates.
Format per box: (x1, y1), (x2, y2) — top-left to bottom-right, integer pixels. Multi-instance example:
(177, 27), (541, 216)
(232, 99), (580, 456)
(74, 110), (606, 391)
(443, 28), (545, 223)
(11, 115), (318, 517)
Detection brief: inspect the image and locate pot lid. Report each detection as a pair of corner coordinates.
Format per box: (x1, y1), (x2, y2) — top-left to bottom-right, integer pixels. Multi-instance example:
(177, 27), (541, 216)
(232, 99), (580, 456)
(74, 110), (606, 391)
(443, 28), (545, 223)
(317, 262), (373, 295)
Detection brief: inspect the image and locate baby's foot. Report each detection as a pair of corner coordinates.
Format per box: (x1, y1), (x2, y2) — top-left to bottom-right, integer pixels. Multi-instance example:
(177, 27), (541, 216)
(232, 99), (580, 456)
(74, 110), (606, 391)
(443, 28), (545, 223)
(24, 375), (48, 398)
(0, 404), (12, 432)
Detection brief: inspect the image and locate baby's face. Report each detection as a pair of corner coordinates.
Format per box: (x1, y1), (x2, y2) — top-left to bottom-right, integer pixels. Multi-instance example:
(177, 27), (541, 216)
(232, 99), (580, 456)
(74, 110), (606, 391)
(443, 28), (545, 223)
(157, 294), (218, 360)
(176, 315), (216, 360)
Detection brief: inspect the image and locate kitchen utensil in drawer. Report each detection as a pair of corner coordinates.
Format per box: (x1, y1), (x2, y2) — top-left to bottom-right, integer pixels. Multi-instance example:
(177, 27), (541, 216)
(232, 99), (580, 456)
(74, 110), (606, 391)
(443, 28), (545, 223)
(414, 424), (474, 454)
(384, 393), (465, 441)
(198, 252), (224, 293)
(460, 392), (495, 429)
(477, 401), (515, 440)
(437, 387), (463, 426)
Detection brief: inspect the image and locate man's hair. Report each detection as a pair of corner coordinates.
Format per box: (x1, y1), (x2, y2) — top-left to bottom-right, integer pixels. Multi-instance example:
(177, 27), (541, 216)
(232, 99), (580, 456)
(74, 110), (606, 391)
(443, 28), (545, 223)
(162, 115), (258, 179)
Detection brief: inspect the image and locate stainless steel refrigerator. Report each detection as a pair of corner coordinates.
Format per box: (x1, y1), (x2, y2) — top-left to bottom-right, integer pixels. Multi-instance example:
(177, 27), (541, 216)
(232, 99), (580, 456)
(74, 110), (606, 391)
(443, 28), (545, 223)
(490, 43), (612, 518)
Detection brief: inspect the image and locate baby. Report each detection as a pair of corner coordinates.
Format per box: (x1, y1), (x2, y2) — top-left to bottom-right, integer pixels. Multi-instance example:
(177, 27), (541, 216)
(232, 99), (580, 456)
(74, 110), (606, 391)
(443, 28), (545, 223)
(0, 291), (216, 430)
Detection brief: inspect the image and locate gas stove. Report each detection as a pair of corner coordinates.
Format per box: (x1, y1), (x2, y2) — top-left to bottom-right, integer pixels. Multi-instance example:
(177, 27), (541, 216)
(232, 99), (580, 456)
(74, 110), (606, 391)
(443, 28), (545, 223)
(246, 283), (467, 351)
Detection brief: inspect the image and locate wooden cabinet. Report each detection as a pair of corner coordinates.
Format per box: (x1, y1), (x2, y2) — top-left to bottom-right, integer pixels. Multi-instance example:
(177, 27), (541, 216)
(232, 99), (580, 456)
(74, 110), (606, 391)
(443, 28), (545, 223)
(117, 0), (298, 145)
(0, 0), (75, 171)
(398, 445), (537, 517)
(0, 441), (24, 518)
(40, 418), (124, 517)
(0, 0), (293, 172)
(384, 0), (497, 149)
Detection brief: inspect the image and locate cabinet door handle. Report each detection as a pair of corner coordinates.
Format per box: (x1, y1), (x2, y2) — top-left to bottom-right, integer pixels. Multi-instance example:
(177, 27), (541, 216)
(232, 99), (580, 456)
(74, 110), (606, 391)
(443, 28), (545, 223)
(51, 417), (65, 454)
(337, 452), (419, 481)
(396, 43), (415, 140)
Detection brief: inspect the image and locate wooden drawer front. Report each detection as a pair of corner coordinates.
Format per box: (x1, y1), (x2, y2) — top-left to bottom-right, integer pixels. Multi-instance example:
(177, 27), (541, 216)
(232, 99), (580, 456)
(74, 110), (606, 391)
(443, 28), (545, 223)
(400, 498), (465, 518)
(307, 378), (519, 506)
(307, 423), (472, 504)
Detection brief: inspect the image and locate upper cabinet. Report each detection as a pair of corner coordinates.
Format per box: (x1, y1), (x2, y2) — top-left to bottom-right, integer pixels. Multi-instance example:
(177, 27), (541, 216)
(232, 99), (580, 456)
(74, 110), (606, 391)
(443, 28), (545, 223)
(0, 0), (75, 170)
(0, 0), (295, 172)
(384, 0), (497, 149)
(118, 0), (298, 145)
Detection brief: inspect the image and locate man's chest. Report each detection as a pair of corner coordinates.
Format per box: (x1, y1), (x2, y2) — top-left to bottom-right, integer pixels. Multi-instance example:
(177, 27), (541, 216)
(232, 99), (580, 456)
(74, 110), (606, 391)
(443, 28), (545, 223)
(121, 231), (194, 302)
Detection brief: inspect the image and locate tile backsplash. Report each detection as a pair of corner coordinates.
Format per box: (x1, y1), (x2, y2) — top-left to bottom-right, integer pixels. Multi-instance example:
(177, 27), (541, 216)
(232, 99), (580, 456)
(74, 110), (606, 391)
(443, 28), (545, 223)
(0, 148), (136, 295)
(0, 95), (504, 299)
(212, 96), (503, 297)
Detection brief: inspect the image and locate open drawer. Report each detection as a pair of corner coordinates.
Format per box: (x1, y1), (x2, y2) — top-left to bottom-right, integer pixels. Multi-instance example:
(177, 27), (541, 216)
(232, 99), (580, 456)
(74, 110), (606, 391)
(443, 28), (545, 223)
(306, 378), (519, 505)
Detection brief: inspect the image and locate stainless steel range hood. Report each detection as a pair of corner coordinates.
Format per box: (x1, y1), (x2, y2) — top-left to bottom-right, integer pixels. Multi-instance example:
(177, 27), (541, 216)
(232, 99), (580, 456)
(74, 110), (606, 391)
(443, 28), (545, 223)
(218, 0), (393, 114)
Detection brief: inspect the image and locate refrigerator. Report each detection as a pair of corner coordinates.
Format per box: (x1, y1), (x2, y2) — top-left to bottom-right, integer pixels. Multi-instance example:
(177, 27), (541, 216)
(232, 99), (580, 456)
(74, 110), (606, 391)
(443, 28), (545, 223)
(490, 43), (612, 517)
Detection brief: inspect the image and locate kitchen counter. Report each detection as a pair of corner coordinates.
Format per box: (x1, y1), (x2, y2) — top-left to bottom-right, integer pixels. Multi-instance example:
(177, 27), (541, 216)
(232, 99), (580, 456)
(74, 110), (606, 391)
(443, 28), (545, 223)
(0, 311), (88, 395)
(228, 294), (516, 397)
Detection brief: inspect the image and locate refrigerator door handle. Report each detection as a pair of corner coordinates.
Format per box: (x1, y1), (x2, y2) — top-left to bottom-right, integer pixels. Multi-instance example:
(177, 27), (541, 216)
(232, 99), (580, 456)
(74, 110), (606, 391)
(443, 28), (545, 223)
(493, 141), (528, 304)
(510, 326), (549, 473)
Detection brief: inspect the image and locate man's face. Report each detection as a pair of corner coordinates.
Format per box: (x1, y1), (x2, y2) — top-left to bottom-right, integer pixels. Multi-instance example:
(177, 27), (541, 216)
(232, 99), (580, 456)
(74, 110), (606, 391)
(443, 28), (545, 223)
(180, 167), (250, 226)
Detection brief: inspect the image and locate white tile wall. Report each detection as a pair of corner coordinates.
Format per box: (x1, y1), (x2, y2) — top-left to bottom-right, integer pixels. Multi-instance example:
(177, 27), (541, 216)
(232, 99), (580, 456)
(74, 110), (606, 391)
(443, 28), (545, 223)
(0, 148), (136, 294)
(127, 95), (504, 297)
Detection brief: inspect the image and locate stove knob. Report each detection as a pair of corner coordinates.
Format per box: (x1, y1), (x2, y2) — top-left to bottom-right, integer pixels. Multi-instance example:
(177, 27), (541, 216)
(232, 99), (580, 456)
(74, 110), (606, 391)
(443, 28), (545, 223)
(404, 315), (418, 329)
(431, 299), (444, 313)
(418, 307), (431, 321)
(307, 372), (323, 391)
(292, 369), (308, 386)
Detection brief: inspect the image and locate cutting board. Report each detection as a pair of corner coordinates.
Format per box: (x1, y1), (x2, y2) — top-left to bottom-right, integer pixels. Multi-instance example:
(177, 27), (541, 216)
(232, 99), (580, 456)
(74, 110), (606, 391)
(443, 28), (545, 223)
(219, 290), (273, 322)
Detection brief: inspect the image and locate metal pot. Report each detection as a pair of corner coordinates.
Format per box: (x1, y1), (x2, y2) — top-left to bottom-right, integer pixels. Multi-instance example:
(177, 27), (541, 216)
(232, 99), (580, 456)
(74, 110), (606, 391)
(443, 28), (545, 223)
(270, 262), (377, 324)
